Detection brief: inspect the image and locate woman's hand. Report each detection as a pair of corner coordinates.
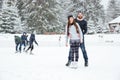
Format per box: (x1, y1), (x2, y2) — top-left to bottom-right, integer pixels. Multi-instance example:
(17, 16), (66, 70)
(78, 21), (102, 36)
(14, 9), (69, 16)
(78, 34), (80, 38)
(68, 34), (72, 38)
(66, 43), (68, 47)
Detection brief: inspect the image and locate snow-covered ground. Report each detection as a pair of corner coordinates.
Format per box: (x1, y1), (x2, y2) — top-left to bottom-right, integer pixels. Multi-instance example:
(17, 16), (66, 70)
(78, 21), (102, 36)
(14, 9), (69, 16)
(0, 34), (120, 80)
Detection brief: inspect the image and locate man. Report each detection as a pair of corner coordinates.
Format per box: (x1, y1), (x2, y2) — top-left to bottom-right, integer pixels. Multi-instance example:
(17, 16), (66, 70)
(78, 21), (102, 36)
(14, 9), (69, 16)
(76, 12), (88, 67)
(66, 12), (88, 67)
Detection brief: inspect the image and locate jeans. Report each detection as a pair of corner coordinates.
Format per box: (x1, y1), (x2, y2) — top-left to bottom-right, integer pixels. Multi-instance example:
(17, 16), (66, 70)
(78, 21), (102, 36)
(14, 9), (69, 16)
(19, 41), (26, 52)
(26, 44), (34, 52)
(16, 43), (21, 52)
(80, 36), (88, 63)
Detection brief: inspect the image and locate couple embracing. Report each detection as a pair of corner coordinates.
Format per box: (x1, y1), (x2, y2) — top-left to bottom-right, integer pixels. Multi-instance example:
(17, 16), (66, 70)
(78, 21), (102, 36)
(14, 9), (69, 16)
(65, 12), (88, 68)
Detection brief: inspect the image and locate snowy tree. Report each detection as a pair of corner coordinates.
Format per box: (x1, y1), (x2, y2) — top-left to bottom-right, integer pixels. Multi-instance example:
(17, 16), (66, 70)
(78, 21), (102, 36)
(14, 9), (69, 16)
(83, 0), (105, 33)
(15, 0), (62, 34)
(106, 0), (120, 22)
(62, 0), (105, 33)
(0, 0), (22, 33)
(0, 0), (3, 31)
(0, 0), (106, 34)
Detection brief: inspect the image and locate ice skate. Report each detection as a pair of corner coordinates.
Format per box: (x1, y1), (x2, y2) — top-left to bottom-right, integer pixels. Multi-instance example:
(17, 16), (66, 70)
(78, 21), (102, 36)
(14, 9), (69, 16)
(69, 62), (78, 69)
(15, 51), (18, 53)
(85, 62), (88, 67)
(73, 62), (78, 69)
(65, 60), (71, 66)
(30, 51), (34, 55)
(25, 50), (28, 53)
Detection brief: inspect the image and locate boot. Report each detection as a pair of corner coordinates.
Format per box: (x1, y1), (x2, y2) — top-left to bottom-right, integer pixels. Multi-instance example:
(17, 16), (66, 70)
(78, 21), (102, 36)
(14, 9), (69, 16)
(30, 51), (34, 55)
(85, 62), (88, 67)
(65, 60), (71, 66)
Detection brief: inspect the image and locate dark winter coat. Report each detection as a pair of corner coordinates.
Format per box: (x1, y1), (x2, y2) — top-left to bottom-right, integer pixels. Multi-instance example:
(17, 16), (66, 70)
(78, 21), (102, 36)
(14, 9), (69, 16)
(75, 19), (87, 35)
(29, 34), (38, 45)
(15, 36), (21, 44)
(21, 34), (27, 42)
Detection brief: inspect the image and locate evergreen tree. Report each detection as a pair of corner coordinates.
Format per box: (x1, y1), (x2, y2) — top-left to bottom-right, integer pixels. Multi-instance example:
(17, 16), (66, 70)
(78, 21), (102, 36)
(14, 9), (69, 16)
(1, 0), (22, 33)
(107, 0), (120, 22)
(16, 0), (62, 34)
(65, 0), (105, 33)
(0, 0), (3, 32)
(0, 0), (106, 34)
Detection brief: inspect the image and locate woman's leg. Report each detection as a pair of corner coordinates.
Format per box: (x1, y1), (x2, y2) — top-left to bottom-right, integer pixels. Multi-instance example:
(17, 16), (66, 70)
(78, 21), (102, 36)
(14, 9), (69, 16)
(75, 40), (80, 62)
(66, 40), (75, 66)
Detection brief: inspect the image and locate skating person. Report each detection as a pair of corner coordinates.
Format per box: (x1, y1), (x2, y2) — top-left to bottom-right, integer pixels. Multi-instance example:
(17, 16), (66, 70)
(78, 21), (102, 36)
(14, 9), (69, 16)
(75, 12), (88, 67)
(59, 35), (61, 47)
(25, 33), (38, 55)
(65, 15), (83, 68)
(19, 32), (28, 52)
(14, 35), (21, 53)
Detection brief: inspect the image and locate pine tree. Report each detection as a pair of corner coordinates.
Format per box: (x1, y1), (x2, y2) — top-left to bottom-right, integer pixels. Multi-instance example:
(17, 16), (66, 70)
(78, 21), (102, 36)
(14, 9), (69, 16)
(107, 0), (120, 22)
(0, 0), (3, 32)
(1, 0), (22, 33)
(64, 0), (105, 33)
(0, 0), (106, 34)
(16, 0), (62, 34)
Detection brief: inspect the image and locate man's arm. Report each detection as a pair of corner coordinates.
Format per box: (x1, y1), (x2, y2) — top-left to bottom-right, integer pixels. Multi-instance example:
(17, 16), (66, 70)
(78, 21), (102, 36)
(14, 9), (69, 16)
(83, 21), (87, 35)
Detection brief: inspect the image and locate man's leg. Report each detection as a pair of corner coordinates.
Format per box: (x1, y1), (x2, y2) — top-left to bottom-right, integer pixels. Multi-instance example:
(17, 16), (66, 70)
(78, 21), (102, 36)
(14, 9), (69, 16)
(23, 42), (26, 51)
(19, 43), (22, 53)
(26, 44), (31, 52)
(16, 43), (19, 53)
(80, 42), (88, 67)
(30, 45), (34, 55)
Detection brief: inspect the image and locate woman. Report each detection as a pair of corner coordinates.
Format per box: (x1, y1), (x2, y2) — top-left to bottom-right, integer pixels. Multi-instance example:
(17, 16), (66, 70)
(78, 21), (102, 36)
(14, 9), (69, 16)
(25, 33), (38, 55)
(65, 15), (83, 68)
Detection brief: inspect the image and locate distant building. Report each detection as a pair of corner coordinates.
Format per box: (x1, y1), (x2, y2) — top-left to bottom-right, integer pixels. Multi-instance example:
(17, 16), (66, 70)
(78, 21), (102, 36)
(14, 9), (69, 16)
(108, 16), (120, 33)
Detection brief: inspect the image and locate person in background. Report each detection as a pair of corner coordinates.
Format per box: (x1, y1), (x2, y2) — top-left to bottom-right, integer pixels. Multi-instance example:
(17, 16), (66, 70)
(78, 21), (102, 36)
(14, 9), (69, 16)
(14, 35), (21, 53)
(65, 15), (83, 68)
(19, 32), (28, 52)
(59, 35), (61, 47)
(25, 33), (38, 55)
(75, 12), (88, 67)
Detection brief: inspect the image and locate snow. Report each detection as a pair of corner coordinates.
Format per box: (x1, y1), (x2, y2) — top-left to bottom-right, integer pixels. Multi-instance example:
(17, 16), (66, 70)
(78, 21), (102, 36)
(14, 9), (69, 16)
(101, 0), (109, 9)
(109, 16), (120, 24)
(0, 34), (120, 80)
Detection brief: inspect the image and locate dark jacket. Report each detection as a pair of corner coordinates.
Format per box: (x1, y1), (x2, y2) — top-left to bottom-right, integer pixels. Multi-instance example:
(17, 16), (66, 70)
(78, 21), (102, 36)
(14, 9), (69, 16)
(75, 19), (87, 35)
(15, 36), (21, 44)
(21, 34), (28, 42)
(29, 34), (38, 45)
